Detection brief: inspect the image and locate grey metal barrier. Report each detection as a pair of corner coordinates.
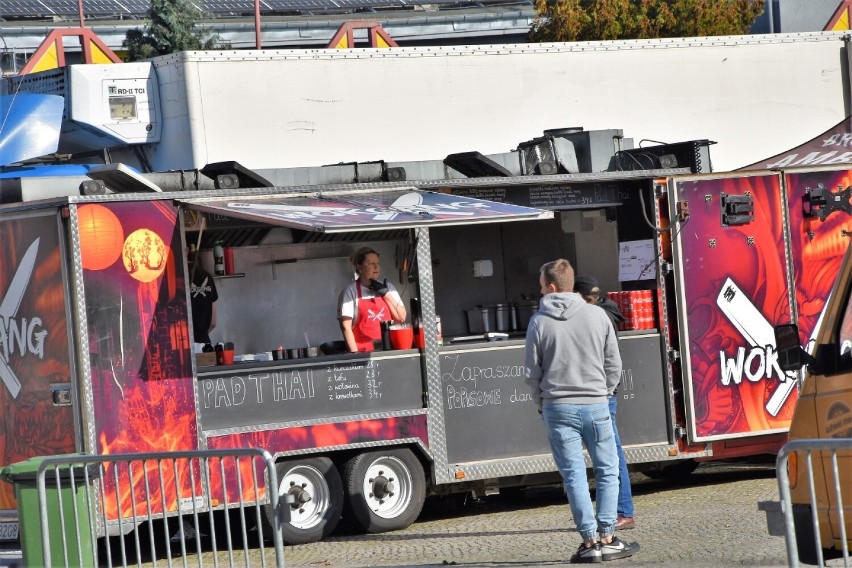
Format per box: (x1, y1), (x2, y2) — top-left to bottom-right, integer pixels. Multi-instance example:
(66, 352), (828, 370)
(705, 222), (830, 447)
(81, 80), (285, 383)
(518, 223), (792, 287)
(776, 439), (851, 568)
(32, 448), (286, 568)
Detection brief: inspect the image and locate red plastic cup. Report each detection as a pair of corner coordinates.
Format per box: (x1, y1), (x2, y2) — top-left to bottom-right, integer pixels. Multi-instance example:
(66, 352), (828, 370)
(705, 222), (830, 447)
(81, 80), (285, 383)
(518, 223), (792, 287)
(224, 247), (235, 275)
(222, 349), (234, 365)
(390, 325), (414, 350)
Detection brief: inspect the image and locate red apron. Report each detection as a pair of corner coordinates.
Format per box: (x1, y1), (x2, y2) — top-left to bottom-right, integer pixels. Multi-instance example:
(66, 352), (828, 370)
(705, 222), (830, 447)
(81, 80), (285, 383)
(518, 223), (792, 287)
(353, 283), (390, 352)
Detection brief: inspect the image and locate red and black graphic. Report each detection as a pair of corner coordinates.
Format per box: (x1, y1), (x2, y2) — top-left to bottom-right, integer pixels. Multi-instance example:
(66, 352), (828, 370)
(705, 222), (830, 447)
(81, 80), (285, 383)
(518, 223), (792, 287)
(78, 201), (198, 519)
(785, 169), (852, 349)
(675, 174), (796, 440)
(0, 215), (74, 510)
(206, 416), (429, 503)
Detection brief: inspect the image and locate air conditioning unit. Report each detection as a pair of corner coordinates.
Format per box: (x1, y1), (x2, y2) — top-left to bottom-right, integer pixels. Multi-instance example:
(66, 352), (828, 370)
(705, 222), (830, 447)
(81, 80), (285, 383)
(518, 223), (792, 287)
(516, 133), (579, 175)
(614, 140), (716, 173)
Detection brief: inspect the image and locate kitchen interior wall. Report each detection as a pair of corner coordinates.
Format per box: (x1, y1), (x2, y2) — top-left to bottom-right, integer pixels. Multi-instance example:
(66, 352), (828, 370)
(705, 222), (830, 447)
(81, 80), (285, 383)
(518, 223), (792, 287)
(198, 238), (411, 354)
(429, 217), (577, 337)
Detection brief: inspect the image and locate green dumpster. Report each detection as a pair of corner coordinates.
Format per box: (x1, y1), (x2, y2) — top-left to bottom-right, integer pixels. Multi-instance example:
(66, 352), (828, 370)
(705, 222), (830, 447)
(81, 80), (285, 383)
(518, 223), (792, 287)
(0, 455), (96, 567)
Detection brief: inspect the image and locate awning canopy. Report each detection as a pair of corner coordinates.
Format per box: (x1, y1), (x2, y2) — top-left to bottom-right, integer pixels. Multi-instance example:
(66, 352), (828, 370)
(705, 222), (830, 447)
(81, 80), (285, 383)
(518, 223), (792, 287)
(738, 115), (852, 171)
(181, 187), (553, 233)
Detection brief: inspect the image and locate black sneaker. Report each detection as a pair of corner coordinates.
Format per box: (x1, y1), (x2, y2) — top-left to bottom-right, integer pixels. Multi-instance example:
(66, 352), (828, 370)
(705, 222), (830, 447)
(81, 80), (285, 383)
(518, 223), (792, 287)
(570, 542), (602, 564)
(600, 536), (639, 561)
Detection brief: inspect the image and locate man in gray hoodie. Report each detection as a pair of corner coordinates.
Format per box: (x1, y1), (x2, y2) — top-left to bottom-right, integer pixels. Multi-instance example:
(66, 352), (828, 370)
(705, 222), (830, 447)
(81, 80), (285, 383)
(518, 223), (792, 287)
(524, 259), (638, 564)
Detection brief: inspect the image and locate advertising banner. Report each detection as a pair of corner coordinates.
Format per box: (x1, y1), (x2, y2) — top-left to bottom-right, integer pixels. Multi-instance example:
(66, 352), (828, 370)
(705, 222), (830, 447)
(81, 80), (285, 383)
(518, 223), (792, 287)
(0, 212), (74, 510)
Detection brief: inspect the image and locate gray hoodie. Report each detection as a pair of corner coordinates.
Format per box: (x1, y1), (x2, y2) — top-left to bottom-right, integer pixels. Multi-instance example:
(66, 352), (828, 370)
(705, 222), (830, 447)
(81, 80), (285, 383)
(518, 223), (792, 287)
(524, 292), (622, 408)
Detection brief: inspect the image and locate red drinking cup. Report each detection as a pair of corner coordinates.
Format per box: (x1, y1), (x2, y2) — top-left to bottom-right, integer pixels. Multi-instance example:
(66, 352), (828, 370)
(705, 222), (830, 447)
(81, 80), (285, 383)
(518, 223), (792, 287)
(390, 325), (414, 350)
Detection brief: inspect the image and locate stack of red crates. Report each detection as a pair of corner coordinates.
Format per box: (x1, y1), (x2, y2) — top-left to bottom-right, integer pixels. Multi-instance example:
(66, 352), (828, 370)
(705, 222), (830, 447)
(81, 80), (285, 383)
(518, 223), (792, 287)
(607, 290), (658, 331)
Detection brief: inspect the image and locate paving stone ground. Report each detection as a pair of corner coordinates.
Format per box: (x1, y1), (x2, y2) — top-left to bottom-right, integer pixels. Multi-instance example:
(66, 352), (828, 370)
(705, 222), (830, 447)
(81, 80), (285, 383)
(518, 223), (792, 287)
(282, 458), (830, 568)
(2, 457), (846, 567)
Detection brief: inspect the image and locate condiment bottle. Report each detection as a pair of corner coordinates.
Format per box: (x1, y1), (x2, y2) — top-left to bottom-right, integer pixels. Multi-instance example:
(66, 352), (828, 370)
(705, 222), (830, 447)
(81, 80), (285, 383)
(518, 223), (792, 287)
(215, 342), (225, 365)
(380, 321), (393, 351)
(214, 242), (225, 276)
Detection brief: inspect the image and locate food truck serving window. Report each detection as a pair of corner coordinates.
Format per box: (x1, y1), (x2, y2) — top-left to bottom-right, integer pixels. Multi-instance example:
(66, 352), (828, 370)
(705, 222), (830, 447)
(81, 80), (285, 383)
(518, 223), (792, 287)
(179, 188), (553, 232)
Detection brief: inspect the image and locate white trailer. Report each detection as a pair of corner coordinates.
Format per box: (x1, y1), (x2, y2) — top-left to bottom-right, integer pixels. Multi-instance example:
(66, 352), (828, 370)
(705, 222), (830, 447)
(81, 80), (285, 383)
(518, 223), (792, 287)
(5, 32), (852, 173)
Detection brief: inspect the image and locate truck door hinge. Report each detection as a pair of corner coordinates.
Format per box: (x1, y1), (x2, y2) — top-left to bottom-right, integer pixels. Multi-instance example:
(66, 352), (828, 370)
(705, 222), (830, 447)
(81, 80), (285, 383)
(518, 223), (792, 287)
(667, 349), (680, 363)
(803, 183), (852, 221)
(660, 261), (673, 276)
(720, 193), (754, 226)
(422, 391), (429, 406)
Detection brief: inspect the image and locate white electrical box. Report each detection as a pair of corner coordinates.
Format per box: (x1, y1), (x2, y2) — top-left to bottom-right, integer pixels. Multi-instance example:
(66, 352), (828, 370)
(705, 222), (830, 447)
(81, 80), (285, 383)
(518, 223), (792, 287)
(473, 260), (493, 278)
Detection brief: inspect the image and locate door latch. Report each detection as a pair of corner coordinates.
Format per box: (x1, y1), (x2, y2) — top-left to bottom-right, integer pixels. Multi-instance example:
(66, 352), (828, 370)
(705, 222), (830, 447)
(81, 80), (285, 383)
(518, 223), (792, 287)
(803, 183), (852, 221)
(720, 193), (754, 226)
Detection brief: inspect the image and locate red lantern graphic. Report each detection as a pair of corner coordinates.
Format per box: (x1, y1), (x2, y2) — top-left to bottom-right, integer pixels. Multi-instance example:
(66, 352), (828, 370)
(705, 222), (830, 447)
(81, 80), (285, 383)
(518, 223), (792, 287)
(78, 204), (124, 270)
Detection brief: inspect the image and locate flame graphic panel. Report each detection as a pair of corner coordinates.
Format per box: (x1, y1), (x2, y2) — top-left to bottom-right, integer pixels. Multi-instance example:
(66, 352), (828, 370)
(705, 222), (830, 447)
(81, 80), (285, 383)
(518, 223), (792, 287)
(0, 214), (74, 509)
(674, 174), (795, 440)
(206, 416), (429, 503)
(80, 201), (198, 519)
(785, 169), (852, 344)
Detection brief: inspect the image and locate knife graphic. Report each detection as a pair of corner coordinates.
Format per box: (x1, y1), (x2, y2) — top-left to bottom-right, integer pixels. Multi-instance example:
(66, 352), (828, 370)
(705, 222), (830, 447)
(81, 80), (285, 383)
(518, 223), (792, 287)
(0, 238), (39, 398)
(716, 277), (797, 417)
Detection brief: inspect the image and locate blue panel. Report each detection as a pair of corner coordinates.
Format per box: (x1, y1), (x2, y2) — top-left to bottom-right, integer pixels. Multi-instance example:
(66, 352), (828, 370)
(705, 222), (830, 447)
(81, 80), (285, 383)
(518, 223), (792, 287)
(0, 94), (64, 167)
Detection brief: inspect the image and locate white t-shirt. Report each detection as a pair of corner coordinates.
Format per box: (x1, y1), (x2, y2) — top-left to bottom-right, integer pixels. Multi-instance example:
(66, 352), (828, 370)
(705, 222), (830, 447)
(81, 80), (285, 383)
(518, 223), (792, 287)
(338, 280), (402, 323)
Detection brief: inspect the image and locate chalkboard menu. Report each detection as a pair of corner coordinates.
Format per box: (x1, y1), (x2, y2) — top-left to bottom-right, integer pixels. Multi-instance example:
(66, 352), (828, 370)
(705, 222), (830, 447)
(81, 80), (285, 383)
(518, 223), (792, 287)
(440, 344), (551, 463)
(197, 355), (424, 431)
(450, 181), (628, 210)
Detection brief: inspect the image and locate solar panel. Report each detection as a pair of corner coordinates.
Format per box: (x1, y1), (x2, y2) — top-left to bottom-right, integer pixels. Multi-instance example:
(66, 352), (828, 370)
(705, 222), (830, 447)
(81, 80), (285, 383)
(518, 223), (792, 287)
(37, 0), (78, 14)
(121, 0), (152, 16)
(0, 0), (523, 18)
(200, 1), (257, 15)
(83, 0), (130, 14)
(0, 0), (41, 17)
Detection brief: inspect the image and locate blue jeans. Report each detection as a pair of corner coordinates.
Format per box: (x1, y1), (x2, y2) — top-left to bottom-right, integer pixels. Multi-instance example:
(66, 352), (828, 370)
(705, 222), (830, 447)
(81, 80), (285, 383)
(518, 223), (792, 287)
(609, 395), (635, 518)
(542, 401), (618, 542)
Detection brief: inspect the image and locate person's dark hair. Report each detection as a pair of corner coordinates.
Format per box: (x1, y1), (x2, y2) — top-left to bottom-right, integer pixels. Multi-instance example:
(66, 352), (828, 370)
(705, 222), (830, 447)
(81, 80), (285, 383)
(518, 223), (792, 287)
(352, 247), (379, 267)
(540, 259), (574, 293)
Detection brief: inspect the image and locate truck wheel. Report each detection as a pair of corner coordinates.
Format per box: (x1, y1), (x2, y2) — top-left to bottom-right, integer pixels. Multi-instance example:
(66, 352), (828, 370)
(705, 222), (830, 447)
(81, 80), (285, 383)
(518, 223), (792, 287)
(642, 459), (699, 480)
(792, 503), (819, 565)
(267, 457), (343, 545)
(343, 448), (426, 534)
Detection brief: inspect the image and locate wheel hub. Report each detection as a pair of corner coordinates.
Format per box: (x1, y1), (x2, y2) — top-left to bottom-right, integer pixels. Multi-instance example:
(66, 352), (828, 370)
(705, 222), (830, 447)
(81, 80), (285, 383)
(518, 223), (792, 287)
(369, 473), (396, 500)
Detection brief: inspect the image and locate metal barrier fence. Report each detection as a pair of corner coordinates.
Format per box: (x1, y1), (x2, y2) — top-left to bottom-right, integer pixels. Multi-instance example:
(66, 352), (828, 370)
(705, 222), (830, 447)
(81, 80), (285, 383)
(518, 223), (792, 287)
(776, 439), (851, 568)
(31, 448), (286, 568)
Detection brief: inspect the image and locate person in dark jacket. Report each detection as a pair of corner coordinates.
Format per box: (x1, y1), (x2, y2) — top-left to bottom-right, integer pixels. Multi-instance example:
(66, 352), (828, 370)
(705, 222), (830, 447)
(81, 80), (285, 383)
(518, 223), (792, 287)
(574, 275), (636, 531)
(574, 275), (625, 330)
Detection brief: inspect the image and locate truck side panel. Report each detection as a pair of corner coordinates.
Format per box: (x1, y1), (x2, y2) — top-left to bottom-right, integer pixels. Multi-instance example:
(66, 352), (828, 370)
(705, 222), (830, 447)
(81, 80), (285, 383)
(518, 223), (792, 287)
(784, 169), (852, 347)
(74, 201), (199, 519)
(0, 211), (75, 510)
(671, 173), (797, 442)
(148, 35), (849, 173)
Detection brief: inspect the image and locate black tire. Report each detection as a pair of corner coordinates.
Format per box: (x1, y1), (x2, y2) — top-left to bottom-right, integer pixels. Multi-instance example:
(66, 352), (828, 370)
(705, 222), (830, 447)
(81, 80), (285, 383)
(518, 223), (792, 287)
(642, 459), (699, 480)
(266, 457), (344, 545)
(343, 448), (426, 534)
(791, 503), (821, 565)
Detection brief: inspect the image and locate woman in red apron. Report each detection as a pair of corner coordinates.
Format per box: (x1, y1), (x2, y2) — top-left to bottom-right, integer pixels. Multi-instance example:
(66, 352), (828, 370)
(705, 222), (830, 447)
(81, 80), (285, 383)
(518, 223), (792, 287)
(338, 247), (407, 352)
